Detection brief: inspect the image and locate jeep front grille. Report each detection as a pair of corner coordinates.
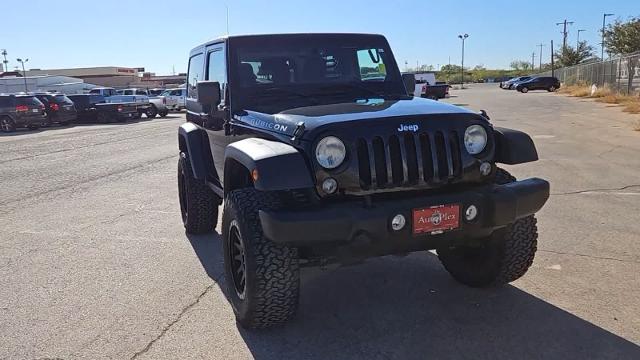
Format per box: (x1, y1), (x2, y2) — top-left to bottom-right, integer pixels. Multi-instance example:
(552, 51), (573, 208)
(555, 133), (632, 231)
(355, 131), (462, 190)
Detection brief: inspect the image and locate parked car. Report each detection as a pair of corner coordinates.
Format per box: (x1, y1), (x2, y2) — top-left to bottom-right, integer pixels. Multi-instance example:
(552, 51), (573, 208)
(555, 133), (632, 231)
(148, 88), (165, 96)
(67, 94), (138, 123)
(89, 87), (152, 118)
(500, 76), (531, 89)
(118, 88), (169, 117)
(32, 93), (77, 126)
(0, 94), (47, 132)
(178, 33), (549, 329)
(161, 88), (186, 111)
(515, 77), (561, 93)
(404, 73), (449, 100)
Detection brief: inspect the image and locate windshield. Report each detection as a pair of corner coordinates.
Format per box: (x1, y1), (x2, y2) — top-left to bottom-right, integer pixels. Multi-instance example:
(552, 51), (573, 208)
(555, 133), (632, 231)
(230, 35), (406, 114)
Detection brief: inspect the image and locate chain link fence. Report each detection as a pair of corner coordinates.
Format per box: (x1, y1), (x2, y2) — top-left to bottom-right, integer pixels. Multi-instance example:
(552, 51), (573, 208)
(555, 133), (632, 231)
(537, 51), (640, 95)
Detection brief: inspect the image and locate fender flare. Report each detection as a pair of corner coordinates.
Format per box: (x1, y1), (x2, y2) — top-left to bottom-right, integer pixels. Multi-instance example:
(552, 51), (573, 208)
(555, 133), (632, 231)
(178, 122), (212, 179)
(224, 138), (314, 193)
(493, 127), (539, 165)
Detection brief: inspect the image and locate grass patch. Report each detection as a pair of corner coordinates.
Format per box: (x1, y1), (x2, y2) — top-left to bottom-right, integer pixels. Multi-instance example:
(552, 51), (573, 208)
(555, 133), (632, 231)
(558, 84), (640, 126)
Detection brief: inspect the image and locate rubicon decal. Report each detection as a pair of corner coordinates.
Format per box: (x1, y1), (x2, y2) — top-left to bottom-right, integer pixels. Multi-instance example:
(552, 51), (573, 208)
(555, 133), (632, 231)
(397, 124), (419, 132)
(241, 114), (294, 135)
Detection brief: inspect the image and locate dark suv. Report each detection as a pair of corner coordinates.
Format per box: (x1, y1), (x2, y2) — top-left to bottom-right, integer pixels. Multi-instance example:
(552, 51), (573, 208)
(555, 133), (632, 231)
(33, 93), (77, 126)
(515, 76), (560, 93)
(178, 33), (549, 328)
(0, 94), (47, 132)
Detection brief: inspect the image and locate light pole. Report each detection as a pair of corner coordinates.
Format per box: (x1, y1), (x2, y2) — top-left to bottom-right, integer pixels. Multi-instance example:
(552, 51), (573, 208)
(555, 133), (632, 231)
(16, 58), (29, 93)
(576, 29), (586, 49)
(601, 13), (614, 60)
(1, 49), (8, 73)
(537, 43), (545, 70)
(458, 33), (468, 88)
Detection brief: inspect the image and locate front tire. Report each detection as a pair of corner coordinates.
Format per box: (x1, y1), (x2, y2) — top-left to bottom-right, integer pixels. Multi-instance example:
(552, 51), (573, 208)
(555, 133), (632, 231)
(159, 109), (169, 117)
(222, 188), (300, 329)
(145, 105), (158, 118)
(437, 169), (538, 287)
(177, 152), (219, 233)
(548, 86), (556, 92)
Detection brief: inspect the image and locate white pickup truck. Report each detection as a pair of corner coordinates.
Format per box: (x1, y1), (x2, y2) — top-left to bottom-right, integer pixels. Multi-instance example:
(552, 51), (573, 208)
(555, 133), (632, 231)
(118, 88), (169, 117)
(160, 88), (186, 111)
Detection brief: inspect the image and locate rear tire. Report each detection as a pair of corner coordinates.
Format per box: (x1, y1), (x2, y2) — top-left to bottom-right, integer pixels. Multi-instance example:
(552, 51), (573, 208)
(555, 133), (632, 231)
(177, 152), (219, 233)
(222, 188), (300, 329)
(159, 109), (169, 117)
(520, 87), (529, 93)
(437, 169), (538, 287)
(548, 86), (556, 92)
(1, 116), (15, 133)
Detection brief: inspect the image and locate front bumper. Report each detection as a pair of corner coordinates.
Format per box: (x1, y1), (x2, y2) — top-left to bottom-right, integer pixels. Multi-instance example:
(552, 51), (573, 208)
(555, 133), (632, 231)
(260, 178), (549, 248)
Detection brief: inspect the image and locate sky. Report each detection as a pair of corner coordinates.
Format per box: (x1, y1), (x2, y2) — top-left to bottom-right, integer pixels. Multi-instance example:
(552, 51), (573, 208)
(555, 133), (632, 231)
(1, 0), (638, 74)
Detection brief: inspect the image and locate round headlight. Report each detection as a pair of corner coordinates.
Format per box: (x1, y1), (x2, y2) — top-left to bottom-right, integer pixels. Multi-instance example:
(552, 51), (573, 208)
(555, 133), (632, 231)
(464, 125), (488, 155)
(315, 136), (346, 169)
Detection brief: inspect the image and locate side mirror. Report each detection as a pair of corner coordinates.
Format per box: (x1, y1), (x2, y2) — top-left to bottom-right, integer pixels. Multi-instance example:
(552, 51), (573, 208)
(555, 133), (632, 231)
(196, 81), (221, 110)
(402, 73), (416, 94)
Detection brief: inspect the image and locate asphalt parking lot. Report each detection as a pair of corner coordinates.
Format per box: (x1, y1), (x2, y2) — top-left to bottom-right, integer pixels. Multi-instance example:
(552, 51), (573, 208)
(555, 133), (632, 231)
(1, 85), (639, 359)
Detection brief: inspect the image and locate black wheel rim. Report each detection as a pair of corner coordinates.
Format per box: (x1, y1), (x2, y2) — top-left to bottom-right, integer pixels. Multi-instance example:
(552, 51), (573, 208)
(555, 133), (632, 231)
(178, 162), (188, 222)
(1, 118), (11, 132)
(228, 220), (247, 300)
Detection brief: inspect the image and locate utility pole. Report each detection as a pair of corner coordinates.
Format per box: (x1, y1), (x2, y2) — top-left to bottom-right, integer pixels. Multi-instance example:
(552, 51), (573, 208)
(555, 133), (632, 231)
(458, 33), (469, 88)
(531, 52), (536, 71)
(225, 4), (230, 35)
(1, 49), (7, 73)
(537, 43), (545, 70)
(601, 13), (614, 60)
(556, 19), (574, 50)
(551, 40), (555, 78)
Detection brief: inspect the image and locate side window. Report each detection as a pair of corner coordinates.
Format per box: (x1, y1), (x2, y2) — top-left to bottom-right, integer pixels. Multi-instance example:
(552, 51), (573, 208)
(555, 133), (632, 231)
(356, 48), (387, 81)
(207, 47), (227, 102)
(187, 53), (205, 98)
(136, 90), (147, 95)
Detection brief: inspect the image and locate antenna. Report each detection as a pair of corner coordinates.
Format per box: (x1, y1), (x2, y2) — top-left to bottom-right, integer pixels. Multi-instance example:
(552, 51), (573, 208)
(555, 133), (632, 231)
(226, 5), (230, 35)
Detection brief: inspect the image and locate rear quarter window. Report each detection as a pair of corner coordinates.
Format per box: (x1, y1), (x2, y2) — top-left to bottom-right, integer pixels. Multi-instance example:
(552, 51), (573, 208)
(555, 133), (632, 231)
(16, 96), (43, 106)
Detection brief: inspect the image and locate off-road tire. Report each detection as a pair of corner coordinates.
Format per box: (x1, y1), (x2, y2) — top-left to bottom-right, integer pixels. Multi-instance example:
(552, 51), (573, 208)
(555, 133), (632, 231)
(177, 152), (219, 233)
(159, 109), (169, 117)
(437, 168), (538, 287)
(222, 188), (300, 329)
(145, 105), (158, 118)
(1, 116), (15, 133)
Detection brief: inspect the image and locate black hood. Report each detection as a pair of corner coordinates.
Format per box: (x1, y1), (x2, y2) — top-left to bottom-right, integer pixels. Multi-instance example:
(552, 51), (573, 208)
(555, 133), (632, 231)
(234, 97), (477, 140)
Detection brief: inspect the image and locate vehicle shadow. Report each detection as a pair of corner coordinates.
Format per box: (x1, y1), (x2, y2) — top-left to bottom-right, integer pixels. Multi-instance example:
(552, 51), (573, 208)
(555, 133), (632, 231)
(187, 234), (640, 360)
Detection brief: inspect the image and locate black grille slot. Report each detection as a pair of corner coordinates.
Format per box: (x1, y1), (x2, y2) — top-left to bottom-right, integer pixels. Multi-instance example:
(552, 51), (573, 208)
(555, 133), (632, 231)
(372, 137), (387, 187)
(388, 135), (403, 185)
(356, 139), (371, 189)
(403, 134), (419, 183)
(419, 133), (434, 182)
(449, 131), (462, 177)
(434, 132), (449, 181)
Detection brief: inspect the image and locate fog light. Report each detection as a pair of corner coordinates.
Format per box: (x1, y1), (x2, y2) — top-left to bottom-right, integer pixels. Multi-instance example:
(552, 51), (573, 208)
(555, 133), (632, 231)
(322, 177), (338, 194)
(480, 162), (492, 176)
(465, 205), (478, 221)
(391, 214), (406, 231)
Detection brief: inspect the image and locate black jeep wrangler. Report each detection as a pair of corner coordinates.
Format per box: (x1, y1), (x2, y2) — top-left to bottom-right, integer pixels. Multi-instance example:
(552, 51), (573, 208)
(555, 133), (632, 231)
(178, 33), (549, 328)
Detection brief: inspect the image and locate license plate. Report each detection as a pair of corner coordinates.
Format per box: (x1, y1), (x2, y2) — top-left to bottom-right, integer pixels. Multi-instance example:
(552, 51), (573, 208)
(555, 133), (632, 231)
(413, 204), (460, 235)
(32, 109), (39, 113)
(64, 105), (72, 110)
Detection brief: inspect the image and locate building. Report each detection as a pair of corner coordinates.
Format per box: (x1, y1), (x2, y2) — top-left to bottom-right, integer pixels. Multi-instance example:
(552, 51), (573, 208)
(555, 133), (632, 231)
(25, 66), (143, 88)
(24, 66), (186, 89)
(0, 75), (94, 94)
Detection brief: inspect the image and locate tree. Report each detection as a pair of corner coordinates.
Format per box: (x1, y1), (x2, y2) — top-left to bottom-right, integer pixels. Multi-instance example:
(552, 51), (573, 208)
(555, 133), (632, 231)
(510, 60), (534, 71)
(604, 17), (640, 92)
(554, 41), (595, 67)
